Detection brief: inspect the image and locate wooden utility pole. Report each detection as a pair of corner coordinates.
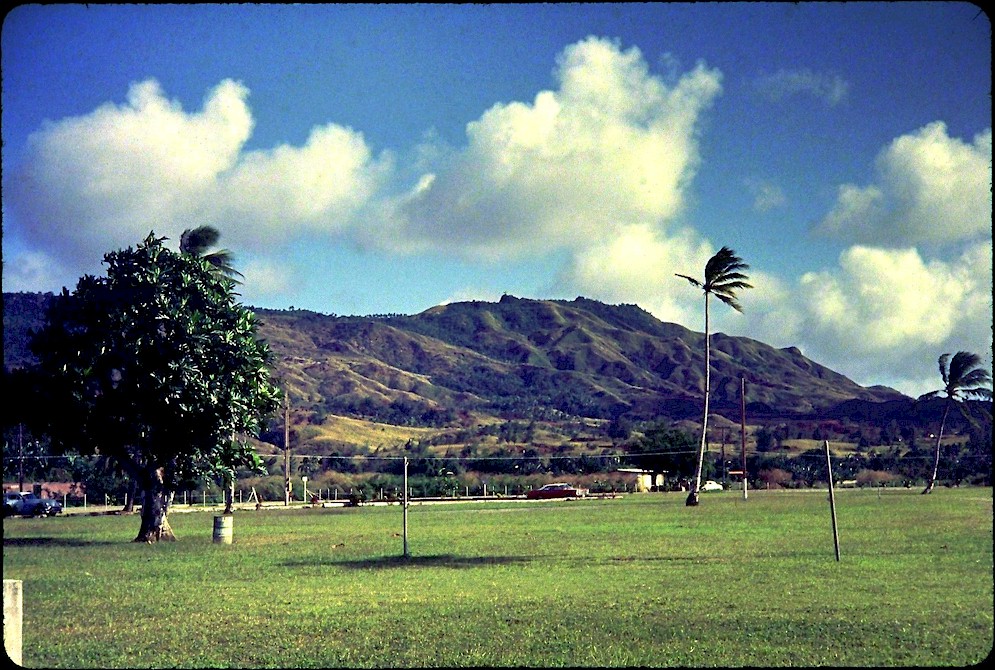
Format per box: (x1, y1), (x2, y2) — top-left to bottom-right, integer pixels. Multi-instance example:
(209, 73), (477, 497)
(825, 440), (841, 561)
(402, 457), (410, 558)
(284, 388), (291, 506)
(720, 429), (727, 486)
(18, 424), (25, 492)
(740, 377), (748, 500)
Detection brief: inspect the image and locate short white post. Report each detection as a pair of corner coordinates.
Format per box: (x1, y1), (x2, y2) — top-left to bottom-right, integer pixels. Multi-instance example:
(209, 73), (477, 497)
(4, 579), (22, 666)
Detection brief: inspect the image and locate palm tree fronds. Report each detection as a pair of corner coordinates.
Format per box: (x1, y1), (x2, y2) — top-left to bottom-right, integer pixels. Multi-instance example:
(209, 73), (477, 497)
(948, 351), (984, 384)
(715, 271), (751, 282)
(937, 353), (952, 386)
(180, 226), (221, 255)
(179, 226), (242, 283)
(704, 246), (750, 278)
(202, 250), (244, 279)
(713, 292), (744, 312)
(713, 279), (753, 293)
(962, 387), (993, 401)
(960, 367), (993, 387)
(675, 273), (702, 288)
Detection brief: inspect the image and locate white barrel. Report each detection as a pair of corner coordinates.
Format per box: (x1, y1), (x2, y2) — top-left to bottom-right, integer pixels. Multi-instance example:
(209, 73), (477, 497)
(213, 515), (233, 544)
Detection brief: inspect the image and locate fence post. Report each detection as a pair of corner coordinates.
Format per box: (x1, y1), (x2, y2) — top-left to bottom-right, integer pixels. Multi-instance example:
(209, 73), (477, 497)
(402, 457), (410, 558)
(4, 580), (22, 666)
(825, 440), (841, 561)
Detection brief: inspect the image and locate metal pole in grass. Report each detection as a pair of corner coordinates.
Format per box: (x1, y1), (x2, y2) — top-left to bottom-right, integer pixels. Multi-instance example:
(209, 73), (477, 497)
(284, 388), (291, 507)
(740, 377), (748, 501)
(825, 440), (841, 561)
(402, 457), (410, 558)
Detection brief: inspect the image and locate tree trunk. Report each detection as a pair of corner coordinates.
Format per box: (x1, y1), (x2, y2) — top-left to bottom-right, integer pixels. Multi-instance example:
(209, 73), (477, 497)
(922, 401), (950, 495)
(223, 476), (235, 515)
(121, 478), (138, 514)
(687, 294), (710, 507)
(134, 468), (177, 542)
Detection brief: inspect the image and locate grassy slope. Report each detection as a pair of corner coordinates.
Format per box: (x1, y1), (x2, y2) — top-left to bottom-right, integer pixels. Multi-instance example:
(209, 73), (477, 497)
(306, 415), (440, 449)
(4, 488), (992, 667)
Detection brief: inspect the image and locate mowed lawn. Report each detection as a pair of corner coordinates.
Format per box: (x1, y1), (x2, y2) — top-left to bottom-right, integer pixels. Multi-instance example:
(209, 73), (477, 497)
(3, 488), (992, 668)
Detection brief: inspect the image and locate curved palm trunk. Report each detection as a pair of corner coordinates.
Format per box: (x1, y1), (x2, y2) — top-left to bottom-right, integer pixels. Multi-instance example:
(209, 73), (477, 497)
(922, 401), (950, 495)
(134, 467), (177, 542)
(687, 293), (710, 506)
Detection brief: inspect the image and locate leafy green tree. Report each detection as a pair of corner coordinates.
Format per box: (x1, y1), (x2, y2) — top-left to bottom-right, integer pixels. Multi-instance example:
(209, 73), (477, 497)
(755, 427), (776, 452)
(179, 225), (247, 514)
(624, 425), (698, 490)
(677, 246), (752, 506)
(919, 351), (992, 494)
(31, 233), (280, 542)
(1, 368), (47, 487)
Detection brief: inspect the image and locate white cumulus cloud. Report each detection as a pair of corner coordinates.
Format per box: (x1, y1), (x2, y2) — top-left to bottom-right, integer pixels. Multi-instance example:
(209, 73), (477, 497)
(556, 223), (714, 327)
(393, 36), (723, 259)
(741, 242), (993, 397)
(210, 123), (392, 248)
(818, 122), (992, 247)
(738, 120), (993, 397)
(7, 79), (252, 269)
(3, 77), (390, 285)
(799, 246), (983, 351)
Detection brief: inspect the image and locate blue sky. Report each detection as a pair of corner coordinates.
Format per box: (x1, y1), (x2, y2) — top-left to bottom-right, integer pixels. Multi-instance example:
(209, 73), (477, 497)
(2, 3), (991, 398)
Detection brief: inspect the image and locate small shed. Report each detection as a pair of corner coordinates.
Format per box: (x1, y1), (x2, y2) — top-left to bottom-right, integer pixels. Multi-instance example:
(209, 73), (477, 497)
(617, 468), (667, 492)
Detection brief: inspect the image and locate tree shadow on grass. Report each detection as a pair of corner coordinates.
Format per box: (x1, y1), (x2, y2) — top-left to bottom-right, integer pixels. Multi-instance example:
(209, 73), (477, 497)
(284, 554), (535, 570)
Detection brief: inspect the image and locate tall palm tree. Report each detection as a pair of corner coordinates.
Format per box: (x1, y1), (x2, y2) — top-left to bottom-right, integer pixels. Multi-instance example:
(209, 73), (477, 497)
(919, 351), (992, 494)
(676, 246), (752, 506)
(179, 225), (242, 281)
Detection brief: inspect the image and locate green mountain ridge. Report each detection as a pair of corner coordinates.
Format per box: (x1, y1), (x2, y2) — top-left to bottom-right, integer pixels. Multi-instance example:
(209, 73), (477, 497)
(249, 293), (907, 423)
(3, 291), (908, 427)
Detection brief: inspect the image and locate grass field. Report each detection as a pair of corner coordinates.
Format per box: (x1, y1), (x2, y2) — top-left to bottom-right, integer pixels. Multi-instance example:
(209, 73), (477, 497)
(3, 488), (992, 668)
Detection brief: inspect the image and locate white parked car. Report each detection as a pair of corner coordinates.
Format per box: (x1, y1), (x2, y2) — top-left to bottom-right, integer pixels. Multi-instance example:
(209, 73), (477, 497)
(701, 480), (723, 492)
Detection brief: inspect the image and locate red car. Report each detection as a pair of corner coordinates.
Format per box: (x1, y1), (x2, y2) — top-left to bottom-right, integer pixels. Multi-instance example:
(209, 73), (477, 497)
(526, 483), (588, 500)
